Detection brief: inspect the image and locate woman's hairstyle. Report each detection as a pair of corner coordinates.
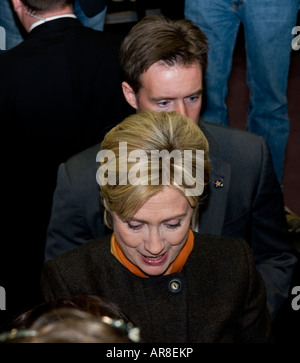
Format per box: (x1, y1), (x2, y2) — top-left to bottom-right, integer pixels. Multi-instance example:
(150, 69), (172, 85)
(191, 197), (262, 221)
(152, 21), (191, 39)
(21, 0), (74, 14)
(120, 14), (208, 94)
(2, 294), (131, 330)
(98, 110), (210, 229)
(0, 308), (140, 343)
(0, 295), (140, 343)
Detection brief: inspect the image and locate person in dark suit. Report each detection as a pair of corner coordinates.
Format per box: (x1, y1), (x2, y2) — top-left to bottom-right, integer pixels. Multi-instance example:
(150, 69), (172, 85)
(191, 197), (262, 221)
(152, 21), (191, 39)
(0, 0), (129, 328)
(41, 111), (272, 343)
(0, 0), (109, 53)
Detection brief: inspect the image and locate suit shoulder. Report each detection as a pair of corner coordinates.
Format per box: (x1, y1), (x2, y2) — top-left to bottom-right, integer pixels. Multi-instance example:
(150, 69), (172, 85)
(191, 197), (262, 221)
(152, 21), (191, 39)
(202, 121), (266, 145)
(56, 143), (101, 198)
(74, 26), (123, 50)
(201, 121), (269, 162)
(65, 143), (101, 170)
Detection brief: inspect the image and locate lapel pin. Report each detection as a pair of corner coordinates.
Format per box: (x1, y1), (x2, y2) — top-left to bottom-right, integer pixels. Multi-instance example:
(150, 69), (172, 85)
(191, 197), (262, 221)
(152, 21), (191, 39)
(213, 178), (224, 188)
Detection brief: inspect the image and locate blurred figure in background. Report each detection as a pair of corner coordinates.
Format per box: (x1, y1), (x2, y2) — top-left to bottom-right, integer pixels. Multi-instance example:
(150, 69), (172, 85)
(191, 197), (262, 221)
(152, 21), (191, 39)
(0, 308), (140, 343)
(184, 0), (300, 232)
(1, 294), (131, 331)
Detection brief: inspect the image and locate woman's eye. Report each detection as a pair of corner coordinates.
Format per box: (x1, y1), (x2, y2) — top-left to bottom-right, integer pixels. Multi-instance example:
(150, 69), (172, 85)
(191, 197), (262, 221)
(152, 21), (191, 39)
(166, 222), (181, 229)
(128, 223), (142, 230)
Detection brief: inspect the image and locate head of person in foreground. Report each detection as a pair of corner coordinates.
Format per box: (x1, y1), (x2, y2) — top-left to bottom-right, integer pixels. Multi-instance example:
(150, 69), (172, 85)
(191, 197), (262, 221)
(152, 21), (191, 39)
(97, 110), (210, 277)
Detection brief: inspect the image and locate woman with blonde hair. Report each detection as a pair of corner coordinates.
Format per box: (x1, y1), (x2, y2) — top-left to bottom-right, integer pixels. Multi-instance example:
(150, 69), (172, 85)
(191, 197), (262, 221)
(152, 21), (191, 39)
(41, 111), (271, 343)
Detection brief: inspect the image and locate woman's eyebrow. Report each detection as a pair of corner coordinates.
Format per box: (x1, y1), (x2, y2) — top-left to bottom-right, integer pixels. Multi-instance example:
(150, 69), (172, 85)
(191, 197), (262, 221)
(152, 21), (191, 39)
(130, 214), (186, 224)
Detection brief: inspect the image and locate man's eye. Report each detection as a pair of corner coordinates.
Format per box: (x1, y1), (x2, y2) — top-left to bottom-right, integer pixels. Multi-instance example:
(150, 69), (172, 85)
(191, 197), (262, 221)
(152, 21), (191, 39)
(158, 101), (169, 107)
(187, 96), (199, 103)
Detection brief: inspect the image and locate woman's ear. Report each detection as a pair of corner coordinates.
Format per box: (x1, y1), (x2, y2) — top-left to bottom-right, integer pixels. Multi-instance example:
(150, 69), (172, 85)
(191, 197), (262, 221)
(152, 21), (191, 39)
(122, 82), (138, 110)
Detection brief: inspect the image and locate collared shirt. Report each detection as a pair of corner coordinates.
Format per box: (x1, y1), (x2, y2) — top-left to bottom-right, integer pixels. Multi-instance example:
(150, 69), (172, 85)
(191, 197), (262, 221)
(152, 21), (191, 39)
(30, 14), (77, 32)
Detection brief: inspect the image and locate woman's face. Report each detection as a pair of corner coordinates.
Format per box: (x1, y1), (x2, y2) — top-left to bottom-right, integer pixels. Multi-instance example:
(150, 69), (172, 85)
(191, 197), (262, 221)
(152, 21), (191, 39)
(112, 187), (194, 276)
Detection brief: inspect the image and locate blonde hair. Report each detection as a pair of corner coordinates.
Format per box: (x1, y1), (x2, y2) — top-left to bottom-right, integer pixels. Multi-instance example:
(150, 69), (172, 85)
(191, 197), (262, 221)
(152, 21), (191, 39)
(98, 111), (210, 229)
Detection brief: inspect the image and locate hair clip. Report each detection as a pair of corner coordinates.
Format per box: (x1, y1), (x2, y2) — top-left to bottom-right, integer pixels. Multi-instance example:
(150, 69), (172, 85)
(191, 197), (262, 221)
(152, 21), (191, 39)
(101, 316), (141, 343)
(0, 328), (37, 343)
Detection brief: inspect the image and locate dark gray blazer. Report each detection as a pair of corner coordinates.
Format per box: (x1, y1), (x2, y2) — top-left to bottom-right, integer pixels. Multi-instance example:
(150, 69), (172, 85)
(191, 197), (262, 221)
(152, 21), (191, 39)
(45, 121), (298, 319)
(41, 232), (272, 343)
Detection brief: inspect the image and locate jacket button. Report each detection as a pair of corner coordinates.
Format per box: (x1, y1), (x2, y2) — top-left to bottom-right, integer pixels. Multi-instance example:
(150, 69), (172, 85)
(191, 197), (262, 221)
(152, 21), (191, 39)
(168, 278), (182, 293)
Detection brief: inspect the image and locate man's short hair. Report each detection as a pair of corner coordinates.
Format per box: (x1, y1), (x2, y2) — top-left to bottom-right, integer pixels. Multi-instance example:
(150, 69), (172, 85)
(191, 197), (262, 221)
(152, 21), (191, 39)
(21, 0), (74, 13)
(120, 15), (208, 94)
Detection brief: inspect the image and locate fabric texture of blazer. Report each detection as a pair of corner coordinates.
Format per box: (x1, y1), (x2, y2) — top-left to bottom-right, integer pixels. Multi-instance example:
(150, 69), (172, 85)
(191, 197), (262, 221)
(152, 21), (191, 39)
(41, 232), (272, 343)
(44, 121), (298, 320)
(0, 18), (129, 327)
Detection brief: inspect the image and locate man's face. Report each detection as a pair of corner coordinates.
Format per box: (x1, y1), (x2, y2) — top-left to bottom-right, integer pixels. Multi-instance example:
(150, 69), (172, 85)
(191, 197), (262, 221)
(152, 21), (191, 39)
(122, 61), (203, 124)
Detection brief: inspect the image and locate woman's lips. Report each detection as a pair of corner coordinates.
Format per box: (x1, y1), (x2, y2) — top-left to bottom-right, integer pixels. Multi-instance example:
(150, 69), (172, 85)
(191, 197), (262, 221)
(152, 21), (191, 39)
(141, 252), (167, 266)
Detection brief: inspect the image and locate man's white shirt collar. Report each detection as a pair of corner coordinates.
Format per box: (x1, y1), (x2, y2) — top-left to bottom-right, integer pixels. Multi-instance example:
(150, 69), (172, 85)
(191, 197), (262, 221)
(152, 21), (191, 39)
(30, 14), (77, 32)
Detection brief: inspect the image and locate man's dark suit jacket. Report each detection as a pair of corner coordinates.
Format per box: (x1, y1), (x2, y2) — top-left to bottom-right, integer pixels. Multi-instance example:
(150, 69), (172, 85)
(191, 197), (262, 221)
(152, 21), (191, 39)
(0, 18), (129, 327)
(44, 121), (298, 319)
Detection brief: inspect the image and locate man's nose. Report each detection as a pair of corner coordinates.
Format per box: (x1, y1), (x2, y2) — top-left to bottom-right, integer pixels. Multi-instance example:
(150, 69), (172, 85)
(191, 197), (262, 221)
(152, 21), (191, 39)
(174, 101), (187, 117)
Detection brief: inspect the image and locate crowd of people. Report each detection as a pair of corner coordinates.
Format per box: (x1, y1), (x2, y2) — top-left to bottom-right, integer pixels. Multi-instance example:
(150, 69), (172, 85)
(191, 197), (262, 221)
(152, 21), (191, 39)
(0, 0), (299, 343)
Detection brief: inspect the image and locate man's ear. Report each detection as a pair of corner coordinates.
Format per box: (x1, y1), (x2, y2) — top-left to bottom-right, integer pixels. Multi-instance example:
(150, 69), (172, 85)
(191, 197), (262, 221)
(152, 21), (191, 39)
(122, 82), (138, 110)
(11, 0), (23, 12)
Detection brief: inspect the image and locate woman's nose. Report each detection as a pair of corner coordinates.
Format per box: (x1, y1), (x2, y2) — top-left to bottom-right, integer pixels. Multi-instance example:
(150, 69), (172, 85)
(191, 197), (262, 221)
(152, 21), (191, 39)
(144, 229), (164, 255)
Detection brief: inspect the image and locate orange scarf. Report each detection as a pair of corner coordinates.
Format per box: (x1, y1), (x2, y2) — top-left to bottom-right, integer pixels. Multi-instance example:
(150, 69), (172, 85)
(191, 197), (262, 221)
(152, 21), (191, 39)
(110, 229), (194, 278)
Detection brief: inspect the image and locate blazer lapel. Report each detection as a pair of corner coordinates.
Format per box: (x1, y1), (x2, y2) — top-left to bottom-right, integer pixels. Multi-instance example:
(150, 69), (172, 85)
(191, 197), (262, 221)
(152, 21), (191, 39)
(195, 122), (231, 235)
